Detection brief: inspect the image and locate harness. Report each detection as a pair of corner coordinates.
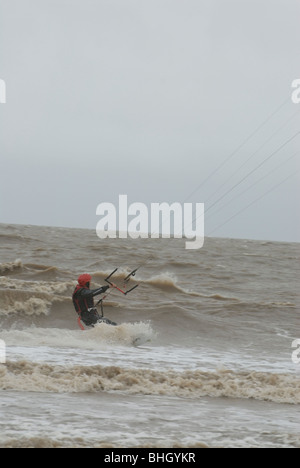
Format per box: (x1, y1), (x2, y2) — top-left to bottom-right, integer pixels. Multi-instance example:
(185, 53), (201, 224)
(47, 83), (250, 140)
(72, 285), (89, 316)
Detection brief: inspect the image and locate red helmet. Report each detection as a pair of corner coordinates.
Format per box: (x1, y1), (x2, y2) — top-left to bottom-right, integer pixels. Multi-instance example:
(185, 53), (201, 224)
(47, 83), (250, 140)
(78, 273), (92, 286)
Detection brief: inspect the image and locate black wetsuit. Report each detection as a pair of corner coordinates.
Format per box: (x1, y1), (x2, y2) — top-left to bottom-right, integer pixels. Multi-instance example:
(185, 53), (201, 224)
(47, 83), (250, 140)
(72, 284), (110, 326)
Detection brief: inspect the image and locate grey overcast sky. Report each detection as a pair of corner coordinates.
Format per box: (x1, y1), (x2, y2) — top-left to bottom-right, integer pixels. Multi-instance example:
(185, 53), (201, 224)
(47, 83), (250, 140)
(0, 0), (299, 242)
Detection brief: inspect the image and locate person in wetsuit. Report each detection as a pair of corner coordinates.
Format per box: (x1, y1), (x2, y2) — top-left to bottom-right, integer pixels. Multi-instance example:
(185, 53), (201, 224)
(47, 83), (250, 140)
(72, 273), (116, 327)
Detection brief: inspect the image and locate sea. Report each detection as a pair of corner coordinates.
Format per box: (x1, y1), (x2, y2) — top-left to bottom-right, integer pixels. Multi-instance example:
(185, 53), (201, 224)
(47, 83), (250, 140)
(0, 223), (299, 448)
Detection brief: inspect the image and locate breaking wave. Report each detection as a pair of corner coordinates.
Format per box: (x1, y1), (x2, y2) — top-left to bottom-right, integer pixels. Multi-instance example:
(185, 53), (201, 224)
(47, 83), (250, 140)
(0, 259), (23, 275)
(1, 361), (299, 404)
(141, 273), (187, 293)
(2, 297), (52, 317)
(0, 275), (73, 321)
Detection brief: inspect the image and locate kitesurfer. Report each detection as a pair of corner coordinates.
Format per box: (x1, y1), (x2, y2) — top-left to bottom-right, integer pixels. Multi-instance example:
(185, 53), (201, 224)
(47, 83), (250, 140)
(72, 273), (116, 327)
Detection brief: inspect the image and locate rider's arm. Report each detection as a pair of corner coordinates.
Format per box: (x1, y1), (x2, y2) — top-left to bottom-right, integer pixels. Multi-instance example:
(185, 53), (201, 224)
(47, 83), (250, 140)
(79, 285), (110, 298)
(91, 285), (110, 297)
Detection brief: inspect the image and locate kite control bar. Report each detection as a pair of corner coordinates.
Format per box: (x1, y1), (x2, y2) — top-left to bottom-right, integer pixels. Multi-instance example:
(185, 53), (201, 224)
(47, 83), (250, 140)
(94, 267), (139, 318)
(105, 268), (139, 295)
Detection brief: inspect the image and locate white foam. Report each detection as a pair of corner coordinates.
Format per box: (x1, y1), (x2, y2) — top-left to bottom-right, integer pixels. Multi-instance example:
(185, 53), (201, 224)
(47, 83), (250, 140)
(1, 321), (155, 351)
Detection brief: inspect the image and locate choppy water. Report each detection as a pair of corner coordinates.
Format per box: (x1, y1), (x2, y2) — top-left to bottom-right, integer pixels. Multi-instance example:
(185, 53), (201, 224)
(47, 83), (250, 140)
(0, 223), (299, 448)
